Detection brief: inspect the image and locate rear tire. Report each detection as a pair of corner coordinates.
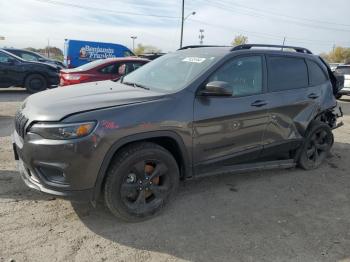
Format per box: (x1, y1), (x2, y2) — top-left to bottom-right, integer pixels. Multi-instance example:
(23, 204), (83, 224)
(25, 74), (47, 93)
(298, 120), (333, 170)
(104, 142), (179, 222)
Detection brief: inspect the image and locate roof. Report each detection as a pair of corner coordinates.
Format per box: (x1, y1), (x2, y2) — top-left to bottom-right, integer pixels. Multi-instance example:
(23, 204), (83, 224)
(177, 44), (315, 58)
(101, 57), (150, 62)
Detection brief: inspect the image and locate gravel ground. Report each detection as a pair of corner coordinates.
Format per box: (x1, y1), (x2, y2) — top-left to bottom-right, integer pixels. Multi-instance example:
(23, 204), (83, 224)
(1, 88), (350, 262)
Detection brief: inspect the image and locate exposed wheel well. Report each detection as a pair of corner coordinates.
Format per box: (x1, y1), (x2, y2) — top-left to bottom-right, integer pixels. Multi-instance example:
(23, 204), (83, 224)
(314, 109), (337, 129)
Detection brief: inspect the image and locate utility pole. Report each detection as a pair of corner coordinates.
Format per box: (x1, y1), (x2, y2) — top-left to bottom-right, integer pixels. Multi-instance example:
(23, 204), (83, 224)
(47, 38), (50, 58)
(282, 36), (286, 51)
(131, 36), (137, 53)
(180, 0), (185, 48)
(199, 29), (204, 45)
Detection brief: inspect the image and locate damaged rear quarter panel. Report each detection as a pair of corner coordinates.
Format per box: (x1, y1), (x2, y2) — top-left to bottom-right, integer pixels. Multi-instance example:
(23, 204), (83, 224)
(262, 82), (336, 145)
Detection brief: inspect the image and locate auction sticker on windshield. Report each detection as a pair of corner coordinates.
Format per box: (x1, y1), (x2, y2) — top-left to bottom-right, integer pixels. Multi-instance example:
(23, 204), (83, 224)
(182, 57), (206, 63)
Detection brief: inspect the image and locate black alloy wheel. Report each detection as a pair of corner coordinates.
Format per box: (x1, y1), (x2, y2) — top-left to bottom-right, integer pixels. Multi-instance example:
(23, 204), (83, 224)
(104, 142), (179, 221)
(298, 121), (333, 170)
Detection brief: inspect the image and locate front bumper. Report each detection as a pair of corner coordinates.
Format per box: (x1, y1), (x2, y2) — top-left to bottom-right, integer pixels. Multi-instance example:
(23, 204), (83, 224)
(17, 158), (93, 201)
(12, 128), (107, 202)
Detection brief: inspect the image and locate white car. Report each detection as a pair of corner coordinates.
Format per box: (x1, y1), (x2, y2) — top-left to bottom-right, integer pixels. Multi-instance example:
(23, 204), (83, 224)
(329, 63), (343, 72)
(335, 65), (350, 98)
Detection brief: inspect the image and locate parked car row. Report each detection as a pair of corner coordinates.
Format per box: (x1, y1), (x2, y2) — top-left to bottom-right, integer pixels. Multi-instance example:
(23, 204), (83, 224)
(0, 48), (150, 92)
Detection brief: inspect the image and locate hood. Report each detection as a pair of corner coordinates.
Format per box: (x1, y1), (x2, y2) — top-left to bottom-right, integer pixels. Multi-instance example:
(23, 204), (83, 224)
(21, 80), (165, 121)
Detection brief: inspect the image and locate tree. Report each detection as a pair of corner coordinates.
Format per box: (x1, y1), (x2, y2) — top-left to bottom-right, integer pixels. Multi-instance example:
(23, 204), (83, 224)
(231, 35), (248, 46)
(134, 43), (162, 56)
(320, 46), (350, 63)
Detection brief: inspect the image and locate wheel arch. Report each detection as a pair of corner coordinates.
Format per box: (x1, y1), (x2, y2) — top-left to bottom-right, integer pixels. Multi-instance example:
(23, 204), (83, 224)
(22, 72), (49, 87)
(91, 131), (192, 203)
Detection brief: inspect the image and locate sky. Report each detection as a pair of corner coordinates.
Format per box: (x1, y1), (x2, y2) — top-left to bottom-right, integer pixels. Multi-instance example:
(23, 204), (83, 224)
(0, 0), (350, 54)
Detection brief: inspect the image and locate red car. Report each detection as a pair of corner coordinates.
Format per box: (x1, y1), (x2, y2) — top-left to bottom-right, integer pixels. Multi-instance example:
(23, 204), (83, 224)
(59, 57), (149, 86)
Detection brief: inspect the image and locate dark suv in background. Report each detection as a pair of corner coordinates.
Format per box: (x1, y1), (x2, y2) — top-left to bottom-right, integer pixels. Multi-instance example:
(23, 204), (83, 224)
(13, 44), (343, 221)
(0, 49), (59, 93)
(4, 48), (66, 69)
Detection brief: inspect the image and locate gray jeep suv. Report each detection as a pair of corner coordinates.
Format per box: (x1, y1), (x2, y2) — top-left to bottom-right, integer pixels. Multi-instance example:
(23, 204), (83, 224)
(13, 44), (343, 221)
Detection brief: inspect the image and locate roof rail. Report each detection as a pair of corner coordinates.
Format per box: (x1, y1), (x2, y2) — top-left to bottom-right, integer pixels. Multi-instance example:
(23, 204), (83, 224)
(231, 44), (313, 54)
(178, 45), (230, 50)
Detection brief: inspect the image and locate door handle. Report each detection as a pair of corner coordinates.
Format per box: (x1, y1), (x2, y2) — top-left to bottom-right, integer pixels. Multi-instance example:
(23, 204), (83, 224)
(308, 93), (319, 99)
(251, 100), (267, 107)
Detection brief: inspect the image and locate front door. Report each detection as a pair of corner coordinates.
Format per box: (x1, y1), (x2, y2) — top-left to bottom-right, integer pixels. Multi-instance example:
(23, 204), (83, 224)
(193, 55), (269, 173)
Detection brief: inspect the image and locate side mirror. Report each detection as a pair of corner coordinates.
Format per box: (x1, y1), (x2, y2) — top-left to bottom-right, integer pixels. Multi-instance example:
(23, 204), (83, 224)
(38, 58), (46, 62)
(200, 81), (232, 96)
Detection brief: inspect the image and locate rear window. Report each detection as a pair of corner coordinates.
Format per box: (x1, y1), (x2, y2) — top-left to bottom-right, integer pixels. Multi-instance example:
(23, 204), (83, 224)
(307, 60), (328, 86)
(267, 56), (308, 92)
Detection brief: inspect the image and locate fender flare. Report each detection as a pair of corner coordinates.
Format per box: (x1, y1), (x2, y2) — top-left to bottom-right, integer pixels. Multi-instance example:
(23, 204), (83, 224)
(91, 130), (192, 203)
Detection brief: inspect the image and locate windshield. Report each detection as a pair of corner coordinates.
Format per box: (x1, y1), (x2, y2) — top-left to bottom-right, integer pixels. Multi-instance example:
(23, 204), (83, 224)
(122, 52), (221, 92)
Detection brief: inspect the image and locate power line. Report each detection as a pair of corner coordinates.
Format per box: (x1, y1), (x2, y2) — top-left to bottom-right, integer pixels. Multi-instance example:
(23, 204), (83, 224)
(215, 0), (350, 27)
(28, 0), (350, 47)
(188, 18), (346, 47)
(199, 0), (350, 32)
(32, 0), (179, 19)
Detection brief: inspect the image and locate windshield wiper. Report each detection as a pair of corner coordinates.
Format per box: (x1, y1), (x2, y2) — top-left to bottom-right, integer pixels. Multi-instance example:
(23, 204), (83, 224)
(122, 81), (150, 90)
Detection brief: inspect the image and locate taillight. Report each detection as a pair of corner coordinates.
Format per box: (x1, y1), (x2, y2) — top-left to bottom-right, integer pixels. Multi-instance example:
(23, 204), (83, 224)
(63, 74), (81, 80)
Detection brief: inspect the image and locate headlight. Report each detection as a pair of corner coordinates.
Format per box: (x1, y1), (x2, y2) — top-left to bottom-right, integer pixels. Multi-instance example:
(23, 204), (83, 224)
(29, 121), (97, 140)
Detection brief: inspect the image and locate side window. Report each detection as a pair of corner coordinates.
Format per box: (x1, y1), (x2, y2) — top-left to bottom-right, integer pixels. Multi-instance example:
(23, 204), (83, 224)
(267, 56), (308, 92)
(21, 53), (39, 61)
(307, 60), (328, 86)
(125, 62), (144, 74)
(208, 56), (263, 97)
(100, 63), (118, 74)
(0, 52), (12, 63)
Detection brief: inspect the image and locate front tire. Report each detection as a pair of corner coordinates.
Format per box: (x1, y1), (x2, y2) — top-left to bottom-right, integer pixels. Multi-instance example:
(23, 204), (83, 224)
(104, 142), (179, 222)
(298, 121), (333, 170)
(25, 74), (47, 93)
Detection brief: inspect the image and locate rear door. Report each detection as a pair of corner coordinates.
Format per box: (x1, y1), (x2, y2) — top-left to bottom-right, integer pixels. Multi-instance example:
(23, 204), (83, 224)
(193, 55), (270, 171)
(261, 55), (322, 156)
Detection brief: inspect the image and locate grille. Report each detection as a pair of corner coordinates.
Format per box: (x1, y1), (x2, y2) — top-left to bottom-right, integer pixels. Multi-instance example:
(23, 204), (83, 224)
(14, 111), (29, 138)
